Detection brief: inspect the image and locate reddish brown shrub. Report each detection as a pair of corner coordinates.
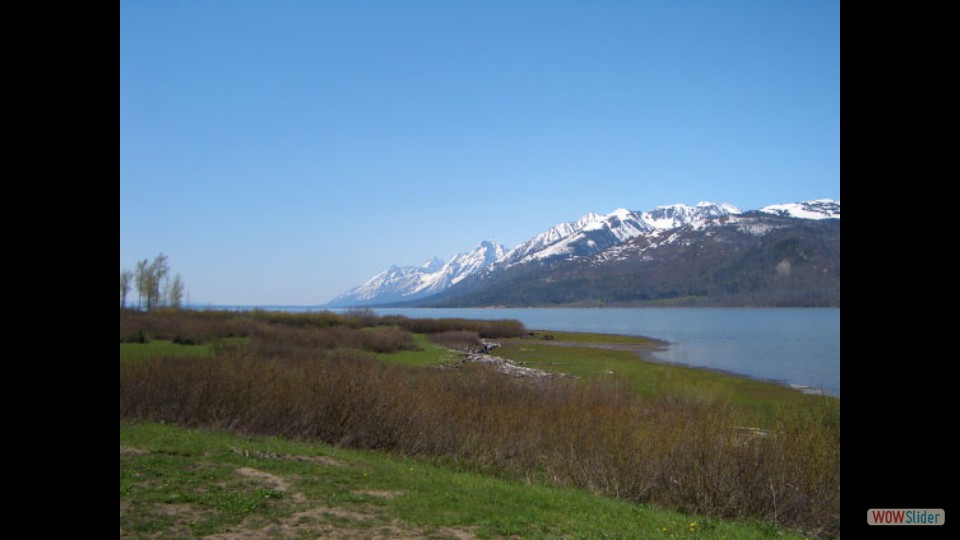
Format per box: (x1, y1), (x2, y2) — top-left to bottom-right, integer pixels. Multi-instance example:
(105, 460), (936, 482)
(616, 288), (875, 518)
(427, 330), (482, 350)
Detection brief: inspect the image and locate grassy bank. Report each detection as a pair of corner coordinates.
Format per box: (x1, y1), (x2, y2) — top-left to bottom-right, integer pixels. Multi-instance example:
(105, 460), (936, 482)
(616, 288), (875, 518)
(119, 309), (839, 537)
(489, 331), (831, 423)
(121, 422), (810, 539)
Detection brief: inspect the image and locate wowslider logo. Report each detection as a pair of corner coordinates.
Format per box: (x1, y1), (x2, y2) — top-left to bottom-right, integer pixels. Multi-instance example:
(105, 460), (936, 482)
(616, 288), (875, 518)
(868, 509), (944, 526)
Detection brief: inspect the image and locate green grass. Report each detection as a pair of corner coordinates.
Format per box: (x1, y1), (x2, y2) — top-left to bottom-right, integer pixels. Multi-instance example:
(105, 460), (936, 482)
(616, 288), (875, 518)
(119, 340), (213, 363)
(119, 337), (249, 364)
(494, 333), (835, 424)
(120, 422), (810, 539)
(374, 333), (456, 367)
(528, 330), (657, 345)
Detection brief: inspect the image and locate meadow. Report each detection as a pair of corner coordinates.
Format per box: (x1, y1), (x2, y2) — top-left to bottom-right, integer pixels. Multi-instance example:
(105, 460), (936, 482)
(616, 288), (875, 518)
(119, 309), (839, 538)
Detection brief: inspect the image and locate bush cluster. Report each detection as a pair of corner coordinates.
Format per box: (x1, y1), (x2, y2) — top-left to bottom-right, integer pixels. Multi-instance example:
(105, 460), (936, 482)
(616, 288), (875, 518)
(426, 330), (482, 350)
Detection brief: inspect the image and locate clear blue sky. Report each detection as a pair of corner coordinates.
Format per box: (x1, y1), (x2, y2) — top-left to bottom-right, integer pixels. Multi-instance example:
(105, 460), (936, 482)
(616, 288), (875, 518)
(120, 0), (839, 305)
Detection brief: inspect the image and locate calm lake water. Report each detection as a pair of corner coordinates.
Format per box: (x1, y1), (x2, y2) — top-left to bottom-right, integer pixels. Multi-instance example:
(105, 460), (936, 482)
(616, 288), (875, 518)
(329, 307), (841, 396)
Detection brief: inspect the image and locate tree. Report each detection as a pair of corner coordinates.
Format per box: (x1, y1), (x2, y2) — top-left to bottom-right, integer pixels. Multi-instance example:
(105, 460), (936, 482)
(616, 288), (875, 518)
(130, 253), (182, 310)
(145, 253), (169, 310)
(135, 259), (148, 310)
(165, 273), (186, 308)
(120, 269), (133, 310)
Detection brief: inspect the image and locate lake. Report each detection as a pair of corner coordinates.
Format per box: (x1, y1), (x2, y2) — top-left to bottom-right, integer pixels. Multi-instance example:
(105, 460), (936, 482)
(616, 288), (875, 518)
(330, 307), (841, 396)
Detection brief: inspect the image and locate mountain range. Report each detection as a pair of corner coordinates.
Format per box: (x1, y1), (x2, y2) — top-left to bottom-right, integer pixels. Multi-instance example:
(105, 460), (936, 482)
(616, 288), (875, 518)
(328, 199), (840, 307)
(330, 241), (508, 306)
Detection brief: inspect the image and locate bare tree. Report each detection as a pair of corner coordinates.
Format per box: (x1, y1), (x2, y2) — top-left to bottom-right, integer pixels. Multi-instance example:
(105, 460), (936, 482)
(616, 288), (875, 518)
(147, 253), (169, 310)
(135, 259), (148, 310)
(120, 269), (133, 310)
(165, 273), (186, 308)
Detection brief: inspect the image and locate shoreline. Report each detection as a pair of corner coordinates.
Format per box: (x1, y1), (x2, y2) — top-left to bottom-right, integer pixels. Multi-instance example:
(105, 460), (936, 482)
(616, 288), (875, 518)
(529, 333), (839, 399)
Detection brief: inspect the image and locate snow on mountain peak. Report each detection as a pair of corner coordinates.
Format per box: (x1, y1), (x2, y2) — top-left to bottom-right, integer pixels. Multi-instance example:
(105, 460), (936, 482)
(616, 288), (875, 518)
(420, 256), (444, 271)
(498, 211), (605, 266)
(719, 202), (742, 214)
(641, 202), (737, 230)
(759, 200), (840, 220)
(496, 208), (653, 267)
(574, 212), (605, 229)
(696, 201), (742, 214)
(328, 241), (506, 306)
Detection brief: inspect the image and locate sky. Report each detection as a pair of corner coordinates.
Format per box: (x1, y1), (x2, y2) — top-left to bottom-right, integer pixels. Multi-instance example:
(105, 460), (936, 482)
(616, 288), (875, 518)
(120, 0), (840, 306)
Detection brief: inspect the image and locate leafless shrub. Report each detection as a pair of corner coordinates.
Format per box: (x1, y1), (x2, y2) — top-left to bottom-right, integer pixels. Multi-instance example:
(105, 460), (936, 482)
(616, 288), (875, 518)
(428, 330), (482, 350)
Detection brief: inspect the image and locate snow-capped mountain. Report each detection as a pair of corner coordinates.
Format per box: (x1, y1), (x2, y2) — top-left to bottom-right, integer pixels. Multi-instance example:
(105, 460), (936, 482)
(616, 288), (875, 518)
(429, 240), (507, 288)
(641, 202), (742, 229)
(492, 202), (739, 269)
(329, 241), (506, 306)
(329, 257), (444, 306)
(492, 209), (648, 269)
(328, 199), (839, 307)
(427, 209), (840, 308)
(759, 199), (840, 220)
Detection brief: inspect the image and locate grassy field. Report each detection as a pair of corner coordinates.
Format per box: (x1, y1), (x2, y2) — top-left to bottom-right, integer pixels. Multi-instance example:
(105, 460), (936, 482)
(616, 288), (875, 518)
(374, 333), (455, 367)
(119, 310), (839, 537)
(120, 422), (809, 539)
